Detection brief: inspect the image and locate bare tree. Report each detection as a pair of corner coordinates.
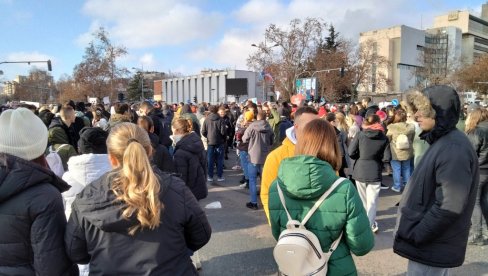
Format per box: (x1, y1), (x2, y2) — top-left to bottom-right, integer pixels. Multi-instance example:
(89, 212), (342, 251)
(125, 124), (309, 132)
(247, 18), (324, 100)
(12, 68), (55, 103)
(457, 54), (488, 101)
(56, 74), (85, 103)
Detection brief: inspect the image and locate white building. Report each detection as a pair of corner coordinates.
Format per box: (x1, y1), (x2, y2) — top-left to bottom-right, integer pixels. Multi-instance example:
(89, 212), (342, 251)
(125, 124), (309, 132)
(160, 69), (260, 104)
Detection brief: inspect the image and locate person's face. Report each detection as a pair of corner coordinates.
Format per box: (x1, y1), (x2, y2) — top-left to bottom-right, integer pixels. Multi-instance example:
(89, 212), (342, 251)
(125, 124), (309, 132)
(218, 109), (226, 117)
(361, 99), (367, 107)
(262, 106), (270, 115)
(415, 111), (436, 131)
(139, 108), (147, 116)
(294, 113), (319, 140)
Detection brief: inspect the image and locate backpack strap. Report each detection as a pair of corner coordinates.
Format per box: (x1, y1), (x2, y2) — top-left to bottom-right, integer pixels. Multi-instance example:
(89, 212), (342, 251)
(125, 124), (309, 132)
(276, 177), (346, 227)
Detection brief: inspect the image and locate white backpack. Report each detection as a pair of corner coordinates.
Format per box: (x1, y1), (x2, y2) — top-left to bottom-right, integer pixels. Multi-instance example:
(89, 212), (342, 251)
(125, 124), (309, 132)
(45, 145), (68, 177)
(395, 134), (410, 150)
(273, 177), (345, 276)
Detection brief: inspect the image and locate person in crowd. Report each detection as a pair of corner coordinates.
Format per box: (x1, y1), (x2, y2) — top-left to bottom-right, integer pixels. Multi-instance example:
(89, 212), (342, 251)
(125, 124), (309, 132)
(139, 101), (172, 148)
(137, 116), (175, 173)
(261, 106), (319, 221)
(39, 105), (55, 127)
(62, 127), (111, 276)
(268, 119), (374, 275)
(346, 104), (363, 140)
(75, 102), (92, 127)
(107, 102), (132, 132)
(278, 109), (293, 142)
(196, 104), (206, 121)
(394, 86), (479, 275)
(179, 104), (201, 136)
(465, 107), (488, 245)
(262, 102), (281, 149)
(64, 123), (212, 275)
(62, 102), (87, 147)
(242, 111), (274, 210)
(48, 106), (79, 169)
(92, 107), (109, 131)
(326, 112), (350, 177)
(386, 108), (415, 193)
(218, 106), (233, 160)
(361, 97), (379, 117)
(0, 108), (78, 275)
(202, 105), (226, 182)
(348, 114), (390, 233)
(236, 110), (254, 189)
(172, 118), (208, 200)
(96, 103), (111, 120)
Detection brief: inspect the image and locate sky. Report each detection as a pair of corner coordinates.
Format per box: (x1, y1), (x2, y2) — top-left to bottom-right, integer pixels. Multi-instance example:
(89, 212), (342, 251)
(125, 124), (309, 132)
(0, 0), (485, 84)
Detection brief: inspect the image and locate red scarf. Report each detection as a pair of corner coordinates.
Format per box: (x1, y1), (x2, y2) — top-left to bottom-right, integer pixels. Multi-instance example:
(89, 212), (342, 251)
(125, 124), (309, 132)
(363, 123), (384, 132)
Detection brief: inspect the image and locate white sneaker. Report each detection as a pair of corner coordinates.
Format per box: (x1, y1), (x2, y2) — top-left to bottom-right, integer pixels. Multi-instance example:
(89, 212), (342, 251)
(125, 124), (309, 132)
(207, 177), (213, 182)
(372, 221), (379, 233)
(217, 177), (225, 182)
(391, 186), (401, 193)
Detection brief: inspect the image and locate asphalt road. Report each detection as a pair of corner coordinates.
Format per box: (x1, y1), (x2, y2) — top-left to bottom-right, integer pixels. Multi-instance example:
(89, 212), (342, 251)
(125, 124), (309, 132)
(196, 152), (488, 276)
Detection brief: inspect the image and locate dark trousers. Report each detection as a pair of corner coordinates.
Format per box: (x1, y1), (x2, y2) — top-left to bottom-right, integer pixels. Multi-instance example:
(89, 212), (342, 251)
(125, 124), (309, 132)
(471, 173), (488, 237)
(207, 144), (224, 178)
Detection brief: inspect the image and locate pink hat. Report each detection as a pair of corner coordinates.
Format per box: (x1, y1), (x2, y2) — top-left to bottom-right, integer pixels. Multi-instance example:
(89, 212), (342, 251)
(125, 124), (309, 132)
(376, 110), (387, 121)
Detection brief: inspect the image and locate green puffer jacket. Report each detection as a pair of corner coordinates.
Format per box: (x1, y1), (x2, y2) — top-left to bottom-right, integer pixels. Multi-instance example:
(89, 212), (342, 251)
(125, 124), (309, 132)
(269, 155), (374, 276)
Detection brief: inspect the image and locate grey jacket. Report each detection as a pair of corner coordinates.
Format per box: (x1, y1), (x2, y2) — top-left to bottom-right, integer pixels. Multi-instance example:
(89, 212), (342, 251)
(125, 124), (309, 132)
(242, 120), (274, 164)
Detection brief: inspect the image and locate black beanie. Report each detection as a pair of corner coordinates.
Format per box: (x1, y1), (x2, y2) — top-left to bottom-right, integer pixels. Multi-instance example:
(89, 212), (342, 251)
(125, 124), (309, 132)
(78, 127), (108, 154)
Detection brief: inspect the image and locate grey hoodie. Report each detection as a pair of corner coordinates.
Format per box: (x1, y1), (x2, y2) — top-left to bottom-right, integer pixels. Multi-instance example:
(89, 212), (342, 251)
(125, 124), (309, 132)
(242, 120), (274, 164)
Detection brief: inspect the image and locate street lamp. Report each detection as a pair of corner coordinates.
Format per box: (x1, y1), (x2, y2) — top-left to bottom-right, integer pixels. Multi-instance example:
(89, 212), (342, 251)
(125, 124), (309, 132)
(251, 41), (280, 102)
(132, 65), (145, 100)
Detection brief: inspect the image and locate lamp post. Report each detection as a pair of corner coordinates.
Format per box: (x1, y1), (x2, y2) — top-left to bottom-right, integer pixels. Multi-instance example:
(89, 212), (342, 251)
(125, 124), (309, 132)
(132, 65), (145, 101)
(251, 41), (279, 102)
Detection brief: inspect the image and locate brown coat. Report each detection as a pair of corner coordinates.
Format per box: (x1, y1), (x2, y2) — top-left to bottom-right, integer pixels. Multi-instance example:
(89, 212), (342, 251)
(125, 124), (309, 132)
(387, 122), (416, 161)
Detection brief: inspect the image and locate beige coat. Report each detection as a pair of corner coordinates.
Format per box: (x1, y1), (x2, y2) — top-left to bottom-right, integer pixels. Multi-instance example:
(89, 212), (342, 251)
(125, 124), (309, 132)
(387, 122), (416, 161)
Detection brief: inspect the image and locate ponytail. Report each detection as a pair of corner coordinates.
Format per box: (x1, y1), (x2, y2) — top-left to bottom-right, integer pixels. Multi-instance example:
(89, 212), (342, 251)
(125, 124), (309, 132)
(108, 123), (162, 235)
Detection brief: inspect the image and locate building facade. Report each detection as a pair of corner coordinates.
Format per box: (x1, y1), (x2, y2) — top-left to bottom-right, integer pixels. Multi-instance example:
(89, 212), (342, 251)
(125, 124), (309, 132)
(160, 69), (259, 104)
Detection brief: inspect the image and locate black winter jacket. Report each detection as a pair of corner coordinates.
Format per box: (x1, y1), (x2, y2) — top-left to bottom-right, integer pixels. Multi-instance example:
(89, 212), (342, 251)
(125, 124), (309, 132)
(201, 113), (226, 146)
(149, 133), (176, 173)
(348, 126), (390, 182)
(173, 132), (208, 200)
(49, 117), (78, 150)
(393, 85), (479, 268)
(148, 109), (172, 148)
(467, 120), (488, 173)
(0, 154), (77, 276)
(65, 169), (212, 275)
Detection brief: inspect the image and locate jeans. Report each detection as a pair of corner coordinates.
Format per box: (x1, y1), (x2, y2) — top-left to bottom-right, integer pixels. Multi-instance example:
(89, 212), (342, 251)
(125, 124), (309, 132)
(391, 159), (412, 190)
(207, 144), (224, 178)
(471, 173), (488, 238)
(356, 181), (381, 226)
(248, 163), (262, 204)
(407, 260), (450, 276)
(239, 151), (250, 181)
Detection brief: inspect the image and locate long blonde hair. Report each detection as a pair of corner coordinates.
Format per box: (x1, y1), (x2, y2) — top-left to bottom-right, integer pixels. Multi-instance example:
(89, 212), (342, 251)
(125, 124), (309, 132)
(465, 108), (488, 134)
(108, 123), (162, 235)
(335, 112), (349, 133)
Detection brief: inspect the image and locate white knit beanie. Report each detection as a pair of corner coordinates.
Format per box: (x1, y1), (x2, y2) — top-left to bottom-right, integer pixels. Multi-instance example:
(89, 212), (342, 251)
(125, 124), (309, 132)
(0, 107), (48, 160)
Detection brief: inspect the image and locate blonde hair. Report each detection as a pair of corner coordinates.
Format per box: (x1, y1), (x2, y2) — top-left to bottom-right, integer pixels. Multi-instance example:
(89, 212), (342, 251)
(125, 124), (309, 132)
(335, 112), (349, 133)
(172, 118), (193, 134)
(465, 108), (488, 134)
(107, 123), (162, 235)
(295, 119), (342, 170)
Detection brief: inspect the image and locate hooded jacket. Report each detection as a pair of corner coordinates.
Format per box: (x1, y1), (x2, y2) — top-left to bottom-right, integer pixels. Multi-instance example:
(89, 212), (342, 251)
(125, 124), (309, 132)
(62, 154), (112, 218)
(242, 119), (274, 164)
(348, 126), (390, 182)
(149, 133), (175, 173)
(261, 127), (296, 222)
(65, 169), (212, 275)
(0, 153), (77, 276)
(466, 120), (488, 173)
(148, 109), (172, 148)
(173, 132), (208, 200)
(201, 113), (226, 146)
(269, 156), (374, 275)
(49, 117), (78, 150)
(107, 113), (131, 132)
(393, 86), (479, 268)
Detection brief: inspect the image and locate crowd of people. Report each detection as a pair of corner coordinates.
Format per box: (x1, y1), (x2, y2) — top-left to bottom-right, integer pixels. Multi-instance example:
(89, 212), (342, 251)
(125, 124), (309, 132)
(0, 84), (486, 275)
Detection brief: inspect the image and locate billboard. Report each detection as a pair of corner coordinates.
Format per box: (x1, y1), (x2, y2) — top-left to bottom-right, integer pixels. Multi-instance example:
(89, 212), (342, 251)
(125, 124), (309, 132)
(226, 78), (248, 96)
(295, 77), (317, 100)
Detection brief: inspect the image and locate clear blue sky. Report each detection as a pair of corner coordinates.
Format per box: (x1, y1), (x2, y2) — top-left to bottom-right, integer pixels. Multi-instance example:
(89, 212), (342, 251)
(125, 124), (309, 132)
(0, 0), (485, 83)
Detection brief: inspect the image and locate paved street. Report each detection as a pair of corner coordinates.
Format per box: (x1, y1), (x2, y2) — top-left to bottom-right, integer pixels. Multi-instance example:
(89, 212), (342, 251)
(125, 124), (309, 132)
(197, 152), (488, 276)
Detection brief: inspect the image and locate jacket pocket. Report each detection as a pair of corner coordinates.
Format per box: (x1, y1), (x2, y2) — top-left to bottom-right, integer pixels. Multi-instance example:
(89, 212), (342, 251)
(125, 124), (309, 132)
(397, 207), (423, 242)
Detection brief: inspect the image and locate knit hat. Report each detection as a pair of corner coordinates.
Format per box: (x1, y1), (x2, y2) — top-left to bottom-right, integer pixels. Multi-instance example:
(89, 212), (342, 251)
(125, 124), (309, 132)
(245, 110), (254, 122)
(0, 108), (48, 160)
(78, 127), (108, 154)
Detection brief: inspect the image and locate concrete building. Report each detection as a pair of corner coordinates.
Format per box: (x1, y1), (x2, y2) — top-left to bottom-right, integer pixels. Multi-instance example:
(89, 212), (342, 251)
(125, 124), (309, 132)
(160, 69), (260, 104)
(433, 4), (488, 65)
(359, 25), (425, 94)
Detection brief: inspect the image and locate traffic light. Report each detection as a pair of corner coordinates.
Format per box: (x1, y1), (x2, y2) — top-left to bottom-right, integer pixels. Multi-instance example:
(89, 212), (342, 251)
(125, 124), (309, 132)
(47, 60), (52, 71)
(340, 67), (345, 77)
(193, 96), (197, 103)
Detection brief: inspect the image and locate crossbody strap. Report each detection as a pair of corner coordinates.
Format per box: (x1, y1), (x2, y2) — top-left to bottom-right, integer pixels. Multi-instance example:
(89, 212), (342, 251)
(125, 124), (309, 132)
(276, 177), (346, 227)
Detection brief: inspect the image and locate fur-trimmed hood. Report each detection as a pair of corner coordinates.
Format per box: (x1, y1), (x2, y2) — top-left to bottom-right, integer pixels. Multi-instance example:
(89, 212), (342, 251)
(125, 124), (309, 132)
(404, 85), (461, 144)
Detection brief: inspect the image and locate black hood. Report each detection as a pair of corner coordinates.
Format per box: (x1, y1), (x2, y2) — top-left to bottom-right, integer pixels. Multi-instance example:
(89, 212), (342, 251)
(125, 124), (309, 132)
(48, 116), (65, 129)
(0, 153), (71, 203)
(74, 169), (169, 233)
(363, 129), (383, 139)
(175, 132), (204, 154)
(420, 85), (460, 144)
(148, 109), (164, 119)
(208, 113), (221, 121)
